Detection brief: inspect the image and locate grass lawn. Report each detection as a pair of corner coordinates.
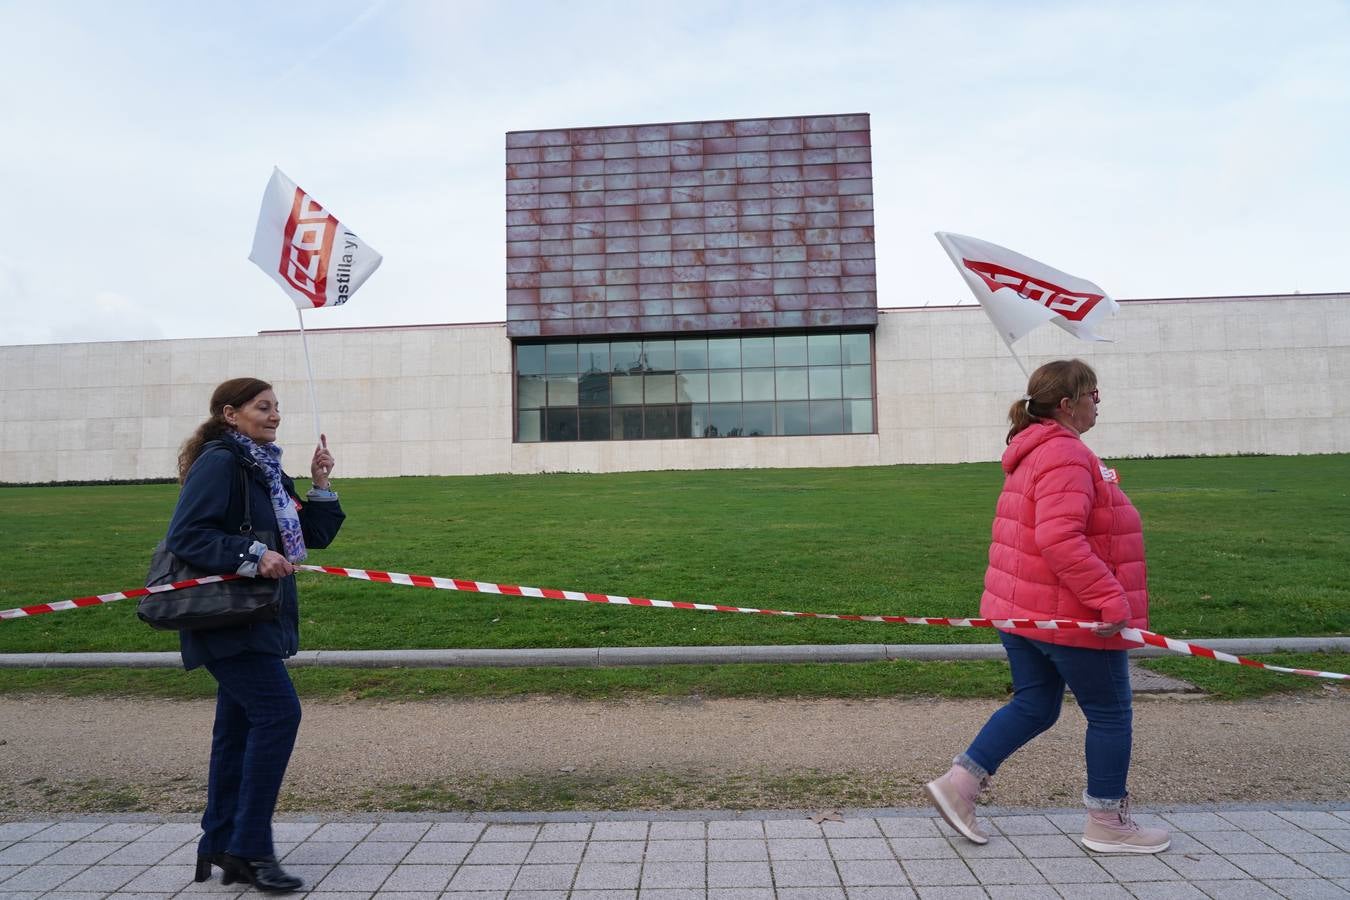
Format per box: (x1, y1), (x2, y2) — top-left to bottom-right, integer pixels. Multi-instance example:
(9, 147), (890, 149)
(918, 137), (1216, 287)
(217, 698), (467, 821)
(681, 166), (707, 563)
(0, 652), (1344, 702)
(1, 456), (1346, 698)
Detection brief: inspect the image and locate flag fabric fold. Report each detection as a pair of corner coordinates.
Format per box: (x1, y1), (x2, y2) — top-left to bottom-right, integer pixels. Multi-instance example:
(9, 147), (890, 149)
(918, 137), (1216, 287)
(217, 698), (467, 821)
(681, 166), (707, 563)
(249, 167), (383, 310)
(935, 232), (1118, 344)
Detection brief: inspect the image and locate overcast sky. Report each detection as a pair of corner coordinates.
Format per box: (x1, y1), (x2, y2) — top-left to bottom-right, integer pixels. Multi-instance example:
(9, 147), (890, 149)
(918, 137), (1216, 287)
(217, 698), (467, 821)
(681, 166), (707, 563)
(2, 0), (1347, 346)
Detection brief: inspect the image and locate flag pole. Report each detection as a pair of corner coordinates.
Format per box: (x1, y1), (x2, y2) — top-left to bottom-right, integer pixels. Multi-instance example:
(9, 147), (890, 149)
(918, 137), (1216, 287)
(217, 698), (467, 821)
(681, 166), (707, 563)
(999, 333), (1032, 380)
(295, 307), (323, 444)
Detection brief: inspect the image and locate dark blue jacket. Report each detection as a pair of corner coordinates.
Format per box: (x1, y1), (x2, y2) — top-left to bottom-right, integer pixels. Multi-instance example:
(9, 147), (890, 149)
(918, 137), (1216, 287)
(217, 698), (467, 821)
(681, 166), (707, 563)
(165, 439), (345, 670)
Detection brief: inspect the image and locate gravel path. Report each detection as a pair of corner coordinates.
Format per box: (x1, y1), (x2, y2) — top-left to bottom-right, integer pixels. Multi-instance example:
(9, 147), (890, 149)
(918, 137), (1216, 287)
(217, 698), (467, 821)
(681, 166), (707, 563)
(2, 694), (1346, 816)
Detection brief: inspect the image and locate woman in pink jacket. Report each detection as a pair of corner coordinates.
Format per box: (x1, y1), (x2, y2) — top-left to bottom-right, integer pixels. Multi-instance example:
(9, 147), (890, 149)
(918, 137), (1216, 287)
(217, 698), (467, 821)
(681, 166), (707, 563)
(924, 359), (1170, 854)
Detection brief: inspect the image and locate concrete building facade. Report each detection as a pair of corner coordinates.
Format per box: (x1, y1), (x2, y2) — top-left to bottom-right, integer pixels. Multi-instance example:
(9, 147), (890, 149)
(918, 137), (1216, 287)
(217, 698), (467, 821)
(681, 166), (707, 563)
(2, 113), (1346, 484)
(2, 292), (1347, 484)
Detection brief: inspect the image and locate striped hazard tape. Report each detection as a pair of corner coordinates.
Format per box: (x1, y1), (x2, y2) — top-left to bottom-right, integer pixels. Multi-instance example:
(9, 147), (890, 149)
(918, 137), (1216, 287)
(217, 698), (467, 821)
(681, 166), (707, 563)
(4, 564), (1347, 681)
(0, 575), (242, 620)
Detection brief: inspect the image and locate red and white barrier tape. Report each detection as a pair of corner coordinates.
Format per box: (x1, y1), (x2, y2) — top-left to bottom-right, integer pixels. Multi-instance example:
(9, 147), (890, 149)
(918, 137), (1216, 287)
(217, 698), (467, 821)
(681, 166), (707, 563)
(0, 575), (244, 620)
(5, 564), (1347, 681)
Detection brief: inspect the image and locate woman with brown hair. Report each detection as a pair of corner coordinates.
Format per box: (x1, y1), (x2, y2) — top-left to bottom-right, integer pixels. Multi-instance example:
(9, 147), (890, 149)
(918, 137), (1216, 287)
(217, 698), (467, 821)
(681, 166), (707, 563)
(924, 359), (1169, 854)
(166, 377), (345, 892)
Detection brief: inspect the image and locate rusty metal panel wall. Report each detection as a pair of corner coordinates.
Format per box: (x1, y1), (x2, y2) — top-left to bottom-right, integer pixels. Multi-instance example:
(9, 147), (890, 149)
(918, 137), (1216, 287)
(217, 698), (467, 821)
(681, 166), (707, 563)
(505, 114), (877, 338)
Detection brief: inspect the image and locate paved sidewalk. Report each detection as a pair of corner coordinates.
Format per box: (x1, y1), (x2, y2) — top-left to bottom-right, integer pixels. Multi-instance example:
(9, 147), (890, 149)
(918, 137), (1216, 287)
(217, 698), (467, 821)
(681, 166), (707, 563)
(1, 804), (1347, 899)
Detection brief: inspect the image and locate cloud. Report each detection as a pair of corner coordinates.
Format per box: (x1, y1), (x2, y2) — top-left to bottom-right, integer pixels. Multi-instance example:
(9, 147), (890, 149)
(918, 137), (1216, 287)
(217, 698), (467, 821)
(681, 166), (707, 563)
(1, 0), (1348, 346)
(271, 0), (394, 87)
(4, 290), (166, 346)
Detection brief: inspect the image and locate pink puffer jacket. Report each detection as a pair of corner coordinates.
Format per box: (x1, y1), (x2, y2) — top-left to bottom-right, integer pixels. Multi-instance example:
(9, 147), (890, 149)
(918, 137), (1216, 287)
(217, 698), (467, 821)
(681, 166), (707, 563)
(981, 421), (1148, 650)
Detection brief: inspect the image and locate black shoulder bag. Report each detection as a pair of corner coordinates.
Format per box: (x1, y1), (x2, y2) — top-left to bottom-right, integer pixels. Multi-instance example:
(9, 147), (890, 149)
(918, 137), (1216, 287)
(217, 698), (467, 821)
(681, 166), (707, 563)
(138, 463), (284, 631)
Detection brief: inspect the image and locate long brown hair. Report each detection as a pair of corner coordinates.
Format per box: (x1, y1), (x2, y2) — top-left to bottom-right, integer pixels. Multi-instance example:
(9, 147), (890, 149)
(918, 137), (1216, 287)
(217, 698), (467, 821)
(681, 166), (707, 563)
(1006, 359), (1097, 445)
(177, 377), (272, 482)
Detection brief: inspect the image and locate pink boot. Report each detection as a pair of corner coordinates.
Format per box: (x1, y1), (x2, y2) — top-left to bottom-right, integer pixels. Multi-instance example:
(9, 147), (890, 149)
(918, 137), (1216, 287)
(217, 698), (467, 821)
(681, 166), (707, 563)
(1082, 795), (1170, 854)
(924, 764), (988, 844)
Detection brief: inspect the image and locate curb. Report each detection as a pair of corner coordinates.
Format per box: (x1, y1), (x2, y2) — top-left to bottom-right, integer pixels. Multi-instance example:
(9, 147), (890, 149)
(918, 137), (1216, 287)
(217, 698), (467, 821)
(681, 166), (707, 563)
(1, 636), (1346, 669)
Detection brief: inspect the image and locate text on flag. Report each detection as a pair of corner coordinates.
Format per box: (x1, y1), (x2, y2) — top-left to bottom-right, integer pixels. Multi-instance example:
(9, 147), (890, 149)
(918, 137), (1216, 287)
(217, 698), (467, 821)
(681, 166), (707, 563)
(962, 259), (1104, 321)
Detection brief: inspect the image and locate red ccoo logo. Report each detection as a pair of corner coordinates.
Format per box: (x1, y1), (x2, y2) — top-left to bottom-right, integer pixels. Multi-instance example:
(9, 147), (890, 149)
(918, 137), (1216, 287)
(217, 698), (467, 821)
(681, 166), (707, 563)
(279, 189), (339, 307)
(963, 259), (1103, 321)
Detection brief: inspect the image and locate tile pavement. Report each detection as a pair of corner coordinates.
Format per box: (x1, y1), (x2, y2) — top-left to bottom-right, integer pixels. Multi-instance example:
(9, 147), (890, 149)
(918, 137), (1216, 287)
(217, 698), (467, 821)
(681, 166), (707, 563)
(0, 804), (1346, 898)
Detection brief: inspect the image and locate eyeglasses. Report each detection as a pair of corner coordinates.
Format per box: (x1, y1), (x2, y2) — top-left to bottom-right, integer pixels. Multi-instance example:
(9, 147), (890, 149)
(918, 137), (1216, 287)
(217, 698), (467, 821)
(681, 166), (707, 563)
(1080, 389), (1100, 403)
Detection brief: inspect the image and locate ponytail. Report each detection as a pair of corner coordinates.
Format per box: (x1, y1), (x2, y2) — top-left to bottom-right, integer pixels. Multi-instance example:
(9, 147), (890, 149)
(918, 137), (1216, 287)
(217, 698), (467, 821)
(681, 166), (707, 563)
(1005, 396), (1035, 444)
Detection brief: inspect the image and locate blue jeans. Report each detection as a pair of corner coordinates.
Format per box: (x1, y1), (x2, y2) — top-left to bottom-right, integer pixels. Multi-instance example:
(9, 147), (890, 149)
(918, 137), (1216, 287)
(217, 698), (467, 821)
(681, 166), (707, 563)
(962, 631), (1133, 803)
(198, 653), (302, 859)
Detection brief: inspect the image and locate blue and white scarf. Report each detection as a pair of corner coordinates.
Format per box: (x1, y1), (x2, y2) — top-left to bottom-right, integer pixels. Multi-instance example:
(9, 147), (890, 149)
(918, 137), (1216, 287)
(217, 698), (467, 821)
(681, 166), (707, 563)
(227, 432), (308, 563)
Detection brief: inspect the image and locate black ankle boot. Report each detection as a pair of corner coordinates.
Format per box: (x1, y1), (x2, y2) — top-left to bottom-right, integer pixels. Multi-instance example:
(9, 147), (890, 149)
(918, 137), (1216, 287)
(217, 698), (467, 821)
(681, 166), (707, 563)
(194, 852), (229, 882)
(219, 853), (303, 893)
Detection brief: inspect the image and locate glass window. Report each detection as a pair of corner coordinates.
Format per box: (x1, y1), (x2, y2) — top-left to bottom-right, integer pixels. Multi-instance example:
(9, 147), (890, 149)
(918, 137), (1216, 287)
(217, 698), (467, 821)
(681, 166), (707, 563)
(808, 333), (841, 365)
(841, 332), (871, 365)
(677, 371), (708, 403)
(675, 338), (708, 370)
(546, 407), (578, 441)
(808, 366), (842, 399)
(517, 375), (547, 409)
(612, 374), (643, 405)
(776, 367), (808, 401)
(707, 337), (740, 368)
(644, 373), (676, 403)
(743, 369), (775, 401)
(517, 344), (546, 376)
(643, 339), (675, 371)
(578, 372), (610, 407)
(676, 404), (696, 438)
(547, 374), (578, 407)
(546, 343), (578, 374)
(514, 331), (874, 443)
(742, 402), (774, 436)
(704, 403), (741, 437)
(645, 405), (676, 439)
(709, 370), (742, 402)
(579, 342), (609, 373)
(612, 406), (643, 439)
(776, 401), (810, 435)
(689, 403), (710, 438)
(580, 408), (609, 440)
(518, 409), (542, 442)
(810, 399), (844, 434)
(775, 334), (807, 366)
(611, 340), (643, 373)
(741, 336), (774, 367)
(843, 364), (873, 398)
(846, 399), (874, 433)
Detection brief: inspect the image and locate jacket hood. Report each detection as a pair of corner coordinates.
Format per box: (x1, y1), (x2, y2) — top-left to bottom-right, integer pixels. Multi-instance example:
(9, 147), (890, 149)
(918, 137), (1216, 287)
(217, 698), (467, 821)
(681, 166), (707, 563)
(1001, 421), (1080, 474)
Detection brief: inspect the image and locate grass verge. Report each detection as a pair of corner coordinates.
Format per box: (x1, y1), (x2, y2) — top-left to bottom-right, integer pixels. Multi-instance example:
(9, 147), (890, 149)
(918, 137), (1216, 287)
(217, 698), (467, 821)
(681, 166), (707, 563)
(0, 653), (1343, 702)
(0, 770), (971, 816)
(1137, 653), (1350, 700)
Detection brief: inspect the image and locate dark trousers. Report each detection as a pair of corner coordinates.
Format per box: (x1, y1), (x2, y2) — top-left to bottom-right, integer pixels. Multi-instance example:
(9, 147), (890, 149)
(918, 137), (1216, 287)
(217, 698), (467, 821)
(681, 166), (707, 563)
(965, 631), (1133, 801)
(199, 653), (302, 859)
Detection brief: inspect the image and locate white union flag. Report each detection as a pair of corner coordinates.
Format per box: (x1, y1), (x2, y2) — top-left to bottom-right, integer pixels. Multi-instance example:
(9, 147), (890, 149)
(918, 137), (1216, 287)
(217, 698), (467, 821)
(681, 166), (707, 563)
(935, 232), (1118, 344)
(249, 167), (383, 310)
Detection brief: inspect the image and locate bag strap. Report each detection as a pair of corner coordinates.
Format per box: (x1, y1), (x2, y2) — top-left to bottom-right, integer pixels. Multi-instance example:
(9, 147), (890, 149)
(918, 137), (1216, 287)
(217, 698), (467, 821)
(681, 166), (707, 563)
(235, 457), (255, 536)
(195, 439), (255, 536)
